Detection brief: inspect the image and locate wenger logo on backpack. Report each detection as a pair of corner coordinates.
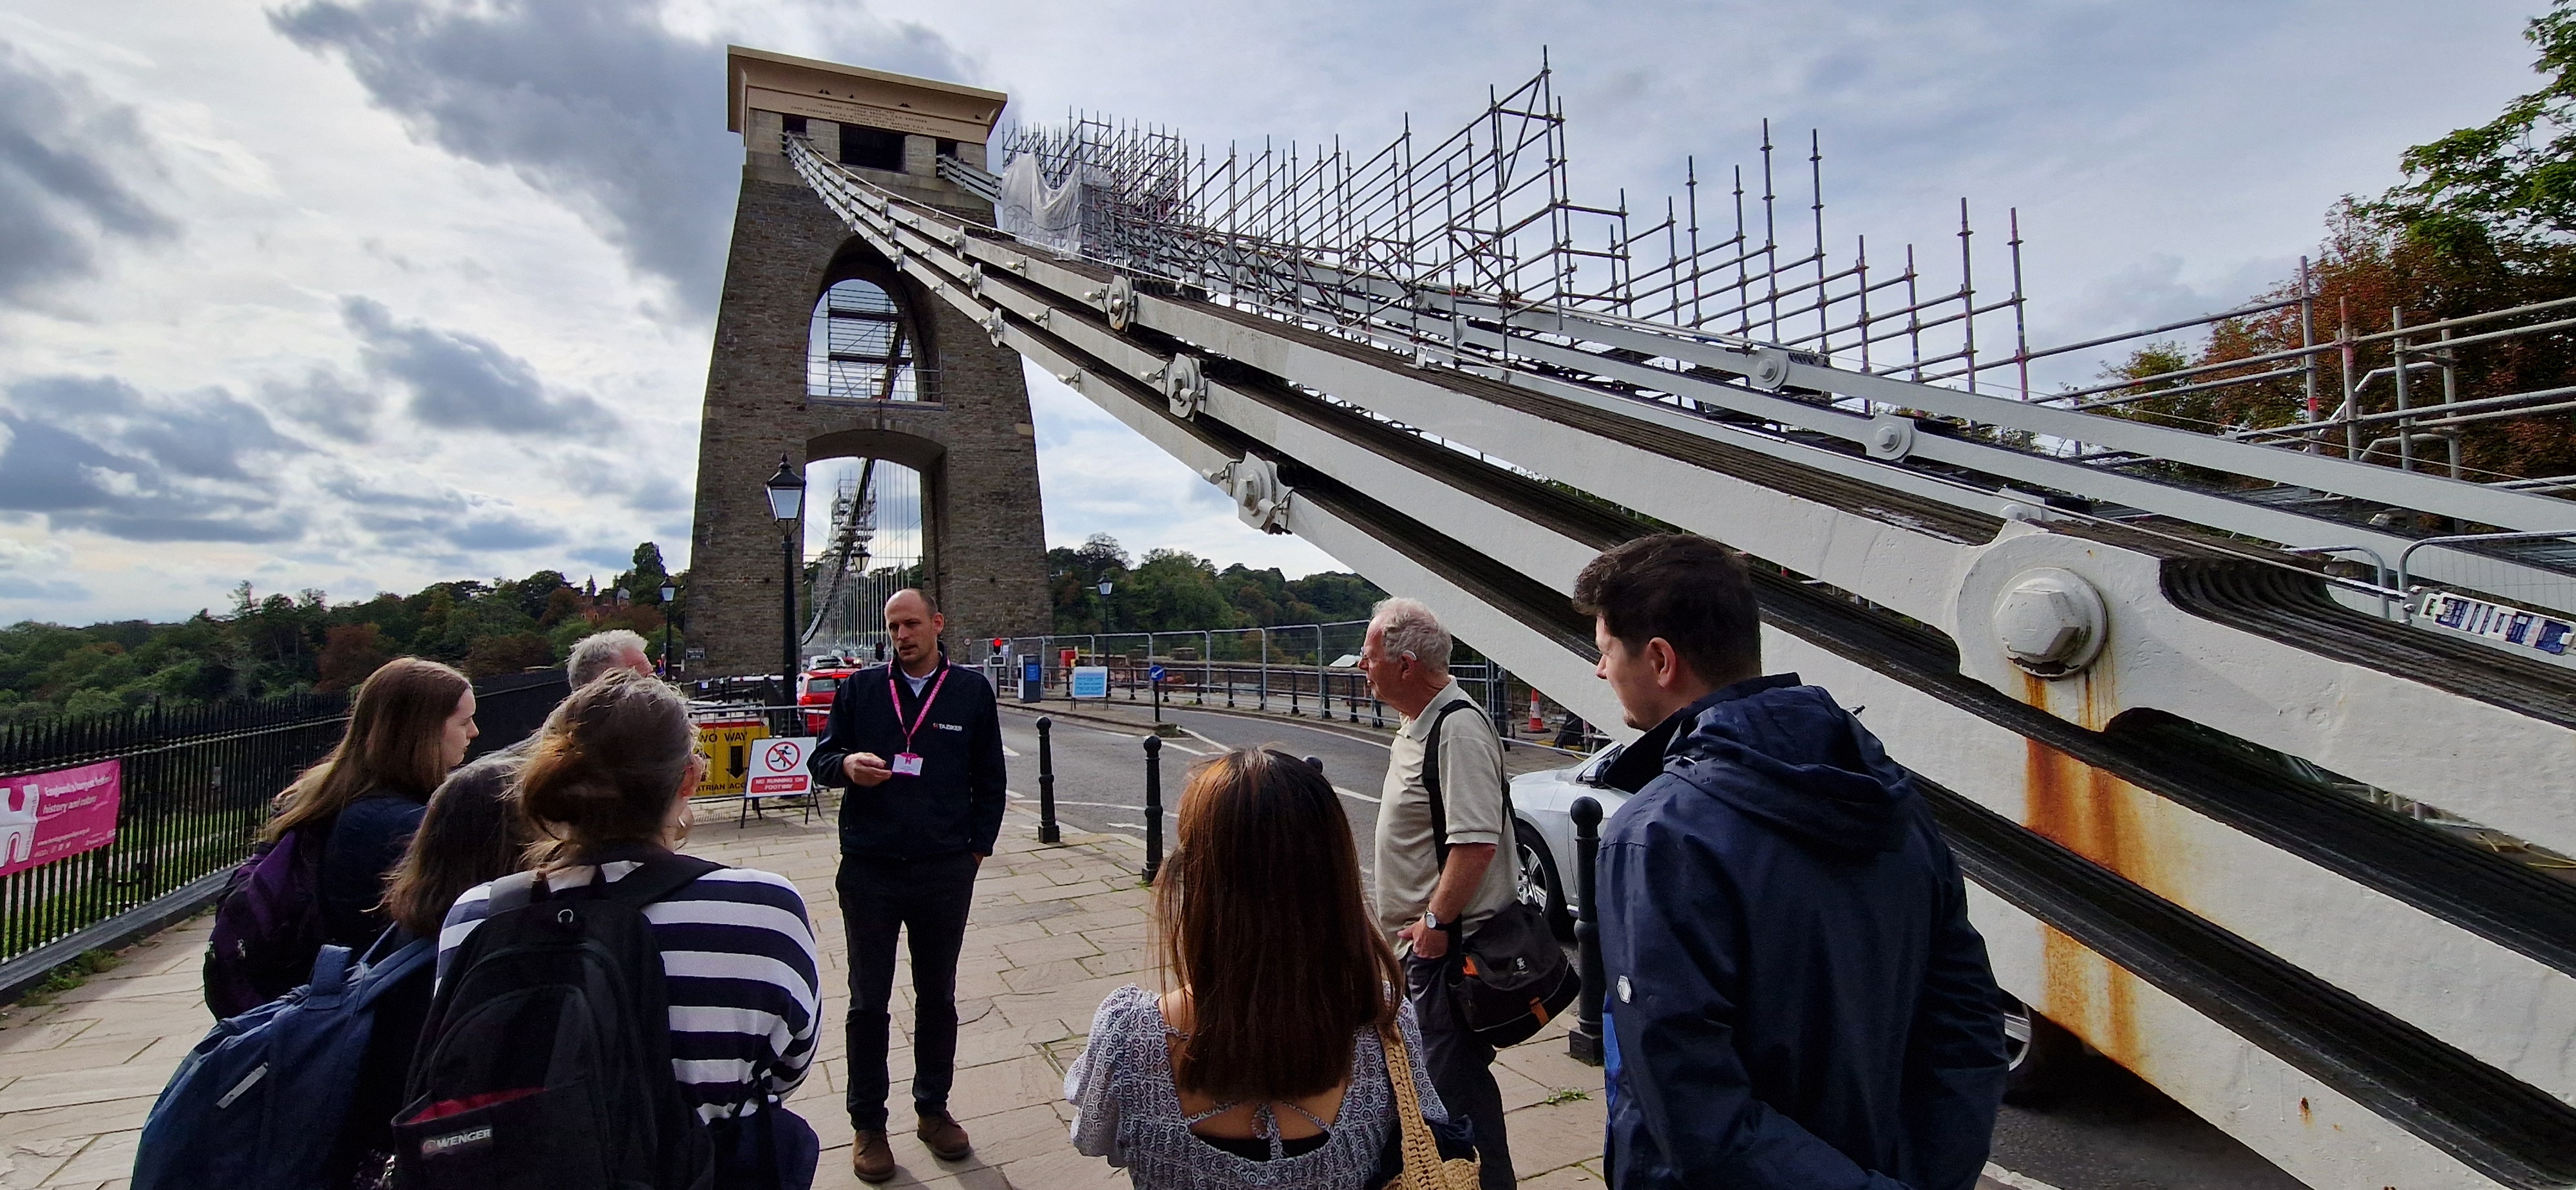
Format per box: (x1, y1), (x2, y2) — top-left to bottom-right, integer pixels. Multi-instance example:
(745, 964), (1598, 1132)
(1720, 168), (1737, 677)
(1420, 699), (1579, 1049)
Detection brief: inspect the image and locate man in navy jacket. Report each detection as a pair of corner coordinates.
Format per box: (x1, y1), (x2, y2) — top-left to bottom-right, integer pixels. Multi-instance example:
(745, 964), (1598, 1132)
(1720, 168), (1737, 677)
(1576, 535), (2006, 1190)
(809, 588), (1006, 1181)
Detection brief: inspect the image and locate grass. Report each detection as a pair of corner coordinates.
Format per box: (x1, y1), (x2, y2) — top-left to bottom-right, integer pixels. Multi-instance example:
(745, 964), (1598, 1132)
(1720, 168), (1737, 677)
(1542, 1086), (1592, 1106)
(16, 948), (118, 1006)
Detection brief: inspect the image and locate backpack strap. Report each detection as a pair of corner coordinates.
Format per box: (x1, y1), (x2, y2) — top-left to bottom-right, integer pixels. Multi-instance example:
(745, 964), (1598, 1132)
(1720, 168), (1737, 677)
(1418, 697), (1488, 868)
(485, 869), (546, 914)
(598, 854), (726, 909)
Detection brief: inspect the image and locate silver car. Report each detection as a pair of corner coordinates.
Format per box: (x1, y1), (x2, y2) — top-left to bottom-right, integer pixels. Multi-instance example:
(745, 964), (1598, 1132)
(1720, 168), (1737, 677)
(1508, 744), (1629, 927)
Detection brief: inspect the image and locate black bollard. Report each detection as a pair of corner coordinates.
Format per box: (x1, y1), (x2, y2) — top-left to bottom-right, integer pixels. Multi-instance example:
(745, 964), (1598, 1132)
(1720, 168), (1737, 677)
(1142, 734), (1164, 885)
(1568, 795), (1607, 1065)
(1304, 755), (1324, 774)
(1036, 716), (1060, 845)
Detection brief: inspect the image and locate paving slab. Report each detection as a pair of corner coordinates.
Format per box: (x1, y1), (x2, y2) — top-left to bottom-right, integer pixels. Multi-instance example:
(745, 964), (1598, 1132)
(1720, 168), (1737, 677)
(0, 797), (1611, 1187)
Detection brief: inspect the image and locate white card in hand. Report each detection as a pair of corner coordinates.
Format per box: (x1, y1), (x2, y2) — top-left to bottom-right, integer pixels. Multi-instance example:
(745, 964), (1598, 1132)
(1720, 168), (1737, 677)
(891, 753), (924, 777)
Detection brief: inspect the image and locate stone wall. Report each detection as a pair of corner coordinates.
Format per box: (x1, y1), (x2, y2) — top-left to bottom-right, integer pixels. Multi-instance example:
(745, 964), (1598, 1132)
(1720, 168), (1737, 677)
(688, 145), (1049, 677)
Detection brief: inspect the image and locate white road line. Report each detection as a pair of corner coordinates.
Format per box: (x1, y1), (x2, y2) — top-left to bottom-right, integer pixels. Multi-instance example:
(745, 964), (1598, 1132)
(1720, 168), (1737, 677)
(1980, 1165), (2067, 1190)
(1001, 744), (1020, 757)
(1336, 786), (1381, 804)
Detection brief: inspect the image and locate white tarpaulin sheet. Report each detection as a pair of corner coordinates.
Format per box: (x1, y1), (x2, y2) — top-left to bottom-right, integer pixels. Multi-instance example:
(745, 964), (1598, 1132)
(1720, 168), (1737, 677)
(998, 153), (1088, 256)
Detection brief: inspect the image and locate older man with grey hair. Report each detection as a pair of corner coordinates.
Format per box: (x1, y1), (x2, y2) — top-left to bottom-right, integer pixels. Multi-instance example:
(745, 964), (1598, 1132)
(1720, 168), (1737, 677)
(1359, 596), (1519, 1189)
(432, 628), (658, 807)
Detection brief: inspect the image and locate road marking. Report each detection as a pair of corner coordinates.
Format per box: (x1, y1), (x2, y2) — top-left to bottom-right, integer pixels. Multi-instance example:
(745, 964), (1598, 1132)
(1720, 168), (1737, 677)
(1336, 786), (1380, 804)
(1980, 1166), (2067, 1190)
(1001, 744), (1020, 757)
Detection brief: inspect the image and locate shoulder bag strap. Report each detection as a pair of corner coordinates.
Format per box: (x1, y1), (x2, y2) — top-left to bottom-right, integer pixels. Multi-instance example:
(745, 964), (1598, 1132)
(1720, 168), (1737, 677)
(1379, 1022), (1444, 1190)
(1417, 699), (1484, 868)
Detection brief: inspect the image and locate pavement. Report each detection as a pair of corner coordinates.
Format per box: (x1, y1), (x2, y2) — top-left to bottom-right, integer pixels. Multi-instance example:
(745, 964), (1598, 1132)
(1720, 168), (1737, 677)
(0, 691), (2278, 1190)
(0, 793), (1615, 1190)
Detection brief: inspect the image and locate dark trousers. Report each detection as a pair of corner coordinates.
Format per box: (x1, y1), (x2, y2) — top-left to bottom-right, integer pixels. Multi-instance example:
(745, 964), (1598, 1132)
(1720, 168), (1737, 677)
(1406, 953), (1516, 1189)
(708, 1103), (820, 1190)
(838, 851), (980, 1129)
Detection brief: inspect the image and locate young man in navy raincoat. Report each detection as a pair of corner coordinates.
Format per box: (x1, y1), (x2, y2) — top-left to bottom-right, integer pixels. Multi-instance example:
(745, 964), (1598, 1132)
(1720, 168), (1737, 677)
(1577, 534), (2007, 1189)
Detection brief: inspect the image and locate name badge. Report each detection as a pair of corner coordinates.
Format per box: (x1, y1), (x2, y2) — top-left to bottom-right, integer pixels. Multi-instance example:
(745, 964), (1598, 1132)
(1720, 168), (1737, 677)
(891, 753), (925, 777)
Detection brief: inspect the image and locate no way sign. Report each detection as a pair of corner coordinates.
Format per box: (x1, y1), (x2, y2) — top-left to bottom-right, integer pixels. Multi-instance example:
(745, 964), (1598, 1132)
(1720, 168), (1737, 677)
(749, 736), (815, 799)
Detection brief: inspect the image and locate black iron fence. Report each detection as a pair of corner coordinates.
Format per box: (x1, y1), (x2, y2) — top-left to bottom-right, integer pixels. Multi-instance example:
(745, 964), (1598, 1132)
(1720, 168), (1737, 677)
(0, 693), (351, 966)
(0, 668), (573, 970)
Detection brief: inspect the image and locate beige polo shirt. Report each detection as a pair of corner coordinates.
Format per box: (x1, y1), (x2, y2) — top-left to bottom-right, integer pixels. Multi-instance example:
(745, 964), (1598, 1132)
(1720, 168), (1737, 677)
(1373, 681), (1522, 943)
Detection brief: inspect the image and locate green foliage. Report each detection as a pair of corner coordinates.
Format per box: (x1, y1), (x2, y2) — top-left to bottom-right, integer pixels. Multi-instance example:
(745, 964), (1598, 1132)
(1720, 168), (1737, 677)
(2377, 1), (2576, 254)
(0, 542), (678, 721)
(1044, 534), (1388, 636)
(21, 948), (117, 1005)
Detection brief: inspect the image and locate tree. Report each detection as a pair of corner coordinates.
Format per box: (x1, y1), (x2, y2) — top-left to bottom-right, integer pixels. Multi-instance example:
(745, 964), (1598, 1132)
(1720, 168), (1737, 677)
(464, 631), (554, 678)
(617, 543), (671, 606)
(315, 624), (390, 692)
(2378, 1), (2576, 255)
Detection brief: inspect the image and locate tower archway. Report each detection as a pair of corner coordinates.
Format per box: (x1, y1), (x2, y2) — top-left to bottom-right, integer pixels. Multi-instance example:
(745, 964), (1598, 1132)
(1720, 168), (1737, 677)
(687, 51), (1047, 677)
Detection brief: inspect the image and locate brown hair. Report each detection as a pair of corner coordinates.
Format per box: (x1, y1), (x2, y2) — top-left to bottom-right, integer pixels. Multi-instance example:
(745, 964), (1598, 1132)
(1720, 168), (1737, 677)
(1156, 748), (1399, 1101)
(382, 762), (536, 937)
(266, 657), (470, 842)
(1571, 534), (1762, 685)
(515, 670), (697, 866)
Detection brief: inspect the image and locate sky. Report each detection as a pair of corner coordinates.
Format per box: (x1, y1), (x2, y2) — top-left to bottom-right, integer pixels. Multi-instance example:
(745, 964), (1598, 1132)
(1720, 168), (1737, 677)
(0, 0), (2549, 625)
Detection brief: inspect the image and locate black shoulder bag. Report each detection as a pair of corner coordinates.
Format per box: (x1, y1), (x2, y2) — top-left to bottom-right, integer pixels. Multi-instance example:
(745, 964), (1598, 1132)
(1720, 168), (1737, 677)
(1421, 700), (1580, 1048)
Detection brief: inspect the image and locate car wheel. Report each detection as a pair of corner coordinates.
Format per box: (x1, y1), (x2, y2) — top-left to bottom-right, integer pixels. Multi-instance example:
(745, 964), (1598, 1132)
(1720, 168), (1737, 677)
(2000, 994), (2081, 1108)
(1514, 819), (1573, 939)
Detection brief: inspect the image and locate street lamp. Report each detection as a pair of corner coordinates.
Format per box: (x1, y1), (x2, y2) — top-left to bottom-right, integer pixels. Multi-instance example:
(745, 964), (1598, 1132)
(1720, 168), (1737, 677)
(1097, 578), (1113, 597)
(659, 578), (678, 676)
(765, 457), (807, 712)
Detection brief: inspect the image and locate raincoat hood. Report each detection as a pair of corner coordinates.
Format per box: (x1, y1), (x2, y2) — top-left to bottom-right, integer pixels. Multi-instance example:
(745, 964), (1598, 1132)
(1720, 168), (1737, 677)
(1665, 674), (1916, 856)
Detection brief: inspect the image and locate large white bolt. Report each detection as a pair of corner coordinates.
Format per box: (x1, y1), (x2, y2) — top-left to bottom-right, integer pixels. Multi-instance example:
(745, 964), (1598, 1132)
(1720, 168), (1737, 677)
(1993, 567), (2108, 676)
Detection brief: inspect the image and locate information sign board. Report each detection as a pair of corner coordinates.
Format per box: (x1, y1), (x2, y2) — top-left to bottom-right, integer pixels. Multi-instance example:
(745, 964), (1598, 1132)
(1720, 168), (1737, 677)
(696, 719), (771, 798)
(1070, 666), (1110, 699)
(749, 737), (815, 799)
(1, 759), (120, 877)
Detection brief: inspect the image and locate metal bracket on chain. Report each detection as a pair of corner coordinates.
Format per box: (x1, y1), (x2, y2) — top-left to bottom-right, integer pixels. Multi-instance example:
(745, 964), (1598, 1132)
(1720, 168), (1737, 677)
(983, 308), (1007, 348)
(1866, 413), (1916, 461)
(968, 263), (987, 296)
(889, 242), (907, 273)
(1103, 274), (1136, 332)
(1163, 355), (1208, 419)
(1203, 455), (1293, 534)
(1747, 347), (1792, 392)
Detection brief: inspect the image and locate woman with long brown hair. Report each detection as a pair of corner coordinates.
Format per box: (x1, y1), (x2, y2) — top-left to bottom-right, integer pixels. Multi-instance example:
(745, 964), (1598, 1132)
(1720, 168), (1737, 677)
(265, 657), (478, 947)
(1066, 748), (1454, 1189)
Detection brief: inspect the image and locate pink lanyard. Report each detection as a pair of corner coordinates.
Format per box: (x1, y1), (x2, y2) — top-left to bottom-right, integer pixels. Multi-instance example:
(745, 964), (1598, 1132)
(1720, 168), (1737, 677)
(891, 665), (951, 753)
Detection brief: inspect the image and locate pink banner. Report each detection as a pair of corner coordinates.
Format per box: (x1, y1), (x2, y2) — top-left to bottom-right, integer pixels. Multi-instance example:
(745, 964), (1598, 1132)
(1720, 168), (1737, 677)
(1, 759), (122, 878)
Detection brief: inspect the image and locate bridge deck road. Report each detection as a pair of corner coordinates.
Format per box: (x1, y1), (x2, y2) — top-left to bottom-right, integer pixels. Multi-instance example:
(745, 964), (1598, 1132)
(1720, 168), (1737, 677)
(999, 705), (1405, 881)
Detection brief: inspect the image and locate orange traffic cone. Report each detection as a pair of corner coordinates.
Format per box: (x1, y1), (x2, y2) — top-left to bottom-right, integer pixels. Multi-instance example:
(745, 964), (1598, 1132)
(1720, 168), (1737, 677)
(1529, 694), (1545, 733)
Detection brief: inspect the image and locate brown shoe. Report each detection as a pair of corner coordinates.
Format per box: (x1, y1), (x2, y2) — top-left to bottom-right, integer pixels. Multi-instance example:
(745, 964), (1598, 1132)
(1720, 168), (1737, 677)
(917, 1109), (973, 1161)
(852, 1128), (895, 1182)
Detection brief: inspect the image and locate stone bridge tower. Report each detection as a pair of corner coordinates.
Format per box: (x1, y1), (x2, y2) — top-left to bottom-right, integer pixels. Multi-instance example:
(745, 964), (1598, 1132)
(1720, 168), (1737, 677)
(689, 48), (1050, 677)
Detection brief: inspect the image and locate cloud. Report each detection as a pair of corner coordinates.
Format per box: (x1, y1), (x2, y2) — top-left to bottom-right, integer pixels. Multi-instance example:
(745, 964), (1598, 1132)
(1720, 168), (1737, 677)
(341, 296), (613, 433)
(269, 0), (969, 314)
(0, 375), (307, 543)
(263, 368), (386, 444)
(0, 41), (173, 305)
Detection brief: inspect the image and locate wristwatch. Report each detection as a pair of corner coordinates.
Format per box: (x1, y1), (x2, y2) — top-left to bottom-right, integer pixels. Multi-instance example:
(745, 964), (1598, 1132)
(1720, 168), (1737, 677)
(1421, 911), (1457, 934)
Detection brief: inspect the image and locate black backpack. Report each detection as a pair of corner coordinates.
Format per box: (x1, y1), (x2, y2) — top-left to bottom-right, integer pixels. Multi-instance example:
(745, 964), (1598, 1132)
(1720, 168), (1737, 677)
(1422, 699), (1580, 1048)
(393, 853), (720, 1190)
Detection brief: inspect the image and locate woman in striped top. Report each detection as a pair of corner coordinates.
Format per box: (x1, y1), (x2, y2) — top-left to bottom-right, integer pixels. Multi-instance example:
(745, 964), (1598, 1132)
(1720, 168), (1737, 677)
(435, 670), (824, 1189)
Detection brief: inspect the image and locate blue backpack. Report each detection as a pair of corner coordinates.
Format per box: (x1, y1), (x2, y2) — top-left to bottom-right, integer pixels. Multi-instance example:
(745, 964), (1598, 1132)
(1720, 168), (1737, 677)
(135, 932), (434, 1190)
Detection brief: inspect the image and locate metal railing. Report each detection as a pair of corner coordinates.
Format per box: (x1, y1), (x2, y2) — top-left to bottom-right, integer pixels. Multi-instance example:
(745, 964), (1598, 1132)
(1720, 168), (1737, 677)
(0, 694), (350, 967)
(972, 622), (1526, 735)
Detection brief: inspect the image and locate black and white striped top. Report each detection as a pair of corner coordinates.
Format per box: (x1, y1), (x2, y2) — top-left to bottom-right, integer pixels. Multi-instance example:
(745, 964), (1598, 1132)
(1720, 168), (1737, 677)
(437, 861), (822, 1122)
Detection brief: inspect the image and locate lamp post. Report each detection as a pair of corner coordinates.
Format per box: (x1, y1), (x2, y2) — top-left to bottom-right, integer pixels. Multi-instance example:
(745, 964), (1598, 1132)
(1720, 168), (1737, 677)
(659, 579), (678, 677)
(765, 457), (807, 712)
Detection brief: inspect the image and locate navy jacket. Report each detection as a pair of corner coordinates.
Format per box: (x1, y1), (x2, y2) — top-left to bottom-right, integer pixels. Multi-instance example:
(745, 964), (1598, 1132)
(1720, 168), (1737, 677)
(809, 657), (1007, 859)
(1598, 674), (2006, 1190)
(317, 791), (426, 947)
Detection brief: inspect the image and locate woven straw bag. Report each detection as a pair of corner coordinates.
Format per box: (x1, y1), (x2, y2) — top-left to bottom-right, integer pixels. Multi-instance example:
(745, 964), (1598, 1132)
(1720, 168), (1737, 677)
(1378, 1023), (1481, 1190)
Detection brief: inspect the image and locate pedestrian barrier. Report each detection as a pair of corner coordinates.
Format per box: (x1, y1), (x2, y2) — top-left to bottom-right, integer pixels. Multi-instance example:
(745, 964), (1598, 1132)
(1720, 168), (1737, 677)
(1567, 796), (1606, 1066)
(1036, 716), (1061, 845)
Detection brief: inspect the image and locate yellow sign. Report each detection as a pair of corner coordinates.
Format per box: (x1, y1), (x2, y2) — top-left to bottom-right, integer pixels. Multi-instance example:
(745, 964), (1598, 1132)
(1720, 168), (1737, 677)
(696, 719), (772, 798)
